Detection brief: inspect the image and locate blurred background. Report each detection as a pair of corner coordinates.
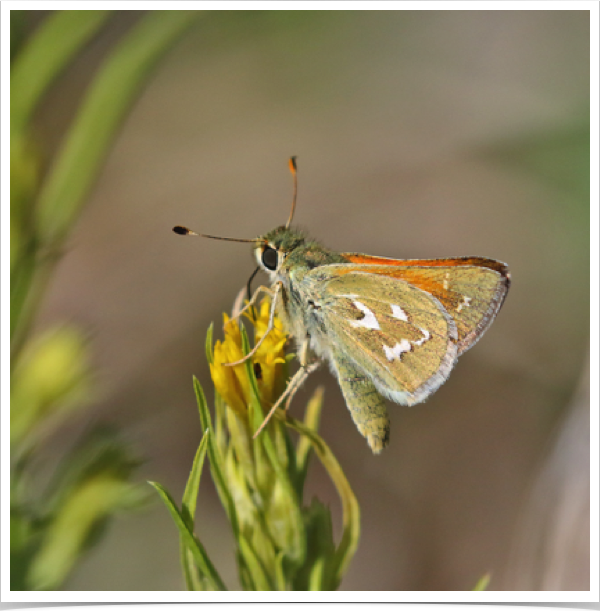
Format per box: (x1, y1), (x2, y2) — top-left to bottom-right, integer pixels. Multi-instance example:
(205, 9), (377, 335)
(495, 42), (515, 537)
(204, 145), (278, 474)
(11, 10), (590, 591)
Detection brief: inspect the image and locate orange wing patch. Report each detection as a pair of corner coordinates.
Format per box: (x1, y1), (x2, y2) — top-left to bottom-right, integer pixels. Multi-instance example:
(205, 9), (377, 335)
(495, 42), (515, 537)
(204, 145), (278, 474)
(342, 253), (509, 274)
(340, 254), (510, 355)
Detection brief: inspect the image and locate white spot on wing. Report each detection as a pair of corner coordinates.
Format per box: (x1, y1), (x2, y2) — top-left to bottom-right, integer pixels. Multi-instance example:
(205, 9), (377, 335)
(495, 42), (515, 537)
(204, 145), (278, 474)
(391, 304), (409, 321)
(383, 340), (412, 362)
(456, 296), (472, 313)
(350, 301), (380, 330)
(443, 272), (450, 290)
(413, 327), (431, 346)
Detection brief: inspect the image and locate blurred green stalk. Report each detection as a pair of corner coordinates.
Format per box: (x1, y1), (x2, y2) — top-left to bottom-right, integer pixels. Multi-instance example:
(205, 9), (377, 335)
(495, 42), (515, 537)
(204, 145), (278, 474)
(10, 10), (200, 590)
(11, 10), (199, 357)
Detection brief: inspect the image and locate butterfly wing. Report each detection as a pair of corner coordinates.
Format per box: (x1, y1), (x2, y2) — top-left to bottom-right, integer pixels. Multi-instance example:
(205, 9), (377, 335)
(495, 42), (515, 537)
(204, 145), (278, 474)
(314, 269), (459, 406)
(341, 254), (510, 355)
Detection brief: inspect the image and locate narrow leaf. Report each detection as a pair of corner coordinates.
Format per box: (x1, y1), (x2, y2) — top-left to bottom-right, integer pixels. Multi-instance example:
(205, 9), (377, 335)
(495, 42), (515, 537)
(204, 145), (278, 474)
(274, 551), (287, 591)
(295, 386), (324, 496)
(11, 11), (112, 131)
(238, 535), (273, 591)
(36, 11), (199, 245)
(308, 556), (326, 591)
(241, 327), (306, 567)
(181, 430), (209, 527)
(180, 431), (209, 590)
(280, 413), (360, 587)
(149, 481), (226, 591)
(205, 322), (214, 365)
(473, 572), (491, 591)
(193, 377), (240, 541)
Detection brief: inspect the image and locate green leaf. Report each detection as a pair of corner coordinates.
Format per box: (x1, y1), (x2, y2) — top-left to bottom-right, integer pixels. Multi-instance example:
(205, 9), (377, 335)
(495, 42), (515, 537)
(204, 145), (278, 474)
(240, 327), (306, 568)
(12, 12), (201, 358)
(193, 377), (240, 541)
(274, 551), (287, 591)
(29, 474), (140, 590)
(181, 431), (209, 528)
(238, 534), (273, 591)
(280, 413), (360, 588)
(225, 406), (256, 491)
(11, 11), (112, 132)
(308, 556), (326, 591)
(36, 426), (143, 517)
(180, 431), (209, 591)
(35, 11), (200, 246)
(473, 572), (491, 591)
(11, 326), (92, 446)
(295, 386), (324, 496)
(149, 481), (226, 591)
(293, 500), (336, 591)
(205, 322), (214, 365)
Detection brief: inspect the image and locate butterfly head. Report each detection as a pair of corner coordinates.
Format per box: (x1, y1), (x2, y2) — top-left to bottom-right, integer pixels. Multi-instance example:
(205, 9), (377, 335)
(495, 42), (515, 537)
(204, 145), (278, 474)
(254, 226), (306, 276)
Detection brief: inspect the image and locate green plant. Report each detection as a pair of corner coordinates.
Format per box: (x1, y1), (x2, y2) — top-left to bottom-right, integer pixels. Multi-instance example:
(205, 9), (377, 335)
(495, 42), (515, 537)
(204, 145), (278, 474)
(151, 300), (361, 590)
(10, 10), (199, 590)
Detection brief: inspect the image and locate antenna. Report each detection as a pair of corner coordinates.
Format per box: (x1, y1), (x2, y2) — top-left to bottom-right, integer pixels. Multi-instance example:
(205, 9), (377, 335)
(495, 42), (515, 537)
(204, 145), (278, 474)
(285, 156), (298, 228)
(175, 156), (298, 240)
(172, 226), (262, 244)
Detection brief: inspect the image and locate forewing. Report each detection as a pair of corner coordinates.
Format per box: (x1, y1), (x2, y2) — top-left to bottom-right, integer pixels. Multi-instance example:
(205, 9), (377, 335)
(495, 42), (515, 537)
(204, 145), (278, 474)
(341, 254), (510, 355)
(319, 271), (458, 406)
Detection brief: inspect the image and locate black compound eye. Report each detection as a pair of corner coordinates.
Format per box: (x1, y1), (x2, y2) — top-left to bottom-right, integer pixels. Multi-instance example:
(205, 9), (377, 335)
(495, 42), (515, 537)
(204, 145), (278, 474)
(261, 247), (278, 271)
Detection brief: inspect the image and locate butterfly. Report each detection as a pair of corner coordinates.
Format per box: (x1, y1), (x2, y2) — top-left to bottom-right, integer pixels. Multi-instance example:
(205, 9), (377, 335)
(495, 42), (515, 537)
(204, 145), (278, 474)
(174, 158), (510, 453)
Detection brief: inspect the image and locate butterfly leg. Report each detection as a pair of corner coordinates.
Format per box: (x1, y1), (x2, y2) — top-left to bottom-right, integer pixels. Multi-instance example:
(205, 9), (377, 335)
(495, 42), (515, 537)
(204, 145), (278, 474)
(283, 337), (314, 411)
(253, 338), (321, 438)
(332, 352), (390, 454)
(229, 284), (274, 322)
(225, 282), (282, 367)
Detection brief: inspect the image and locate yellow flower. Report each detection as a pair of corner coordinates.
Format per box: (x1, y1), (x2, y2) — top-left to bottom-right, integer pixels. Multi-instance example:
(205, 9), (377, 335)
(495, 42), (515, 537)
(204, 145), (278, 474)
(209, 299), (287, 414)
